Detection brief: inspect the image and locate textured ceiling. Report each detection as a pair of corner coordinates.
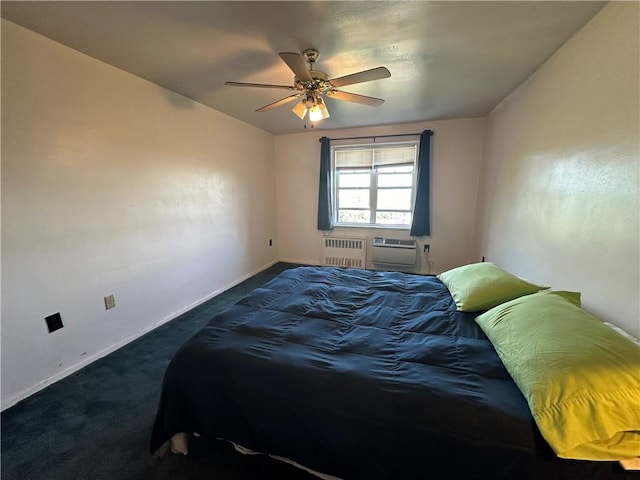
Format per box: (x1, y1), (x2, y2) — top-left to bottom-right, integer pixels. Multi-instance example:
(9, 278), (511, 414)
(1, 1), (605, 135)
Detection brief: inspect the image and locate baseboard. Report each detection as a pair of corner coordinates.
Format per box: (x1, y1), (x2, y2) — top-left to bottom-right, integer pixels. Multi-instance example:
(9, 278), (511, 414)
(1, 259), (278, 411)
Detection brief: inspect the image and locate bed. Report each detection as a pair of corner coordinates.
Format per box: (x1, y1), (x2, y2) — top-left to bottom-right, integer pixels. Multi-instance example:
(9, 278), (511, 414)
(149, 265), (639, 479)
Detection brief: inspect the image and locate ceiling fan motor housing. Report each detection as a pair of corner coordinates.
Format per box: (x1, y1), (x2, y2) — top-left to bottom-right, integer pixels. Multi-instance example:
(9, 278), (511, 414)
(296, 69), (329, 92)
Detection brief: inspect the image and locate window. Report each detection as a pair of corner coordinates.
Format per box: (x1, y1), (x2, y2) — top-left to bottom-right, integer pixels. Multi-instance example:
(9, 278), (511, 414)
(333, 142), (418, 227)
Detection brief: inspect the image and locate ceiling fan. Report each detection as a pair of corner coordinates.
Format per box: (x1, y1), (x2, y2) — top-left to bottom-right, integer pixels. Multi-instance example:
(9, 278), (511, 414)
(225, 48), (391, 123)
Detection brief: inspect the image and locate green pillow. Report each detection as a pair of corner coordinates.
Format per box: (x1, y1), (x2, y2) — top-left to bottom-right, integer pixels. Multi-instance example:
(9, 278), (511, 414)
(437, 262), (548, 312)
(476, 291), (640, 460)
(541, 289), (582, 307)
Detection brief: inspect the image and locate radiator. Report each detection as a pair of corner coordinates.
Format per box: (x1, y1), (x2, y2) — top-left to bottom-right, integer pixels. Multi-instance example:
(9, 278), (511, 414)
(323, 236), (366, 268)
(371, 237), (417, 269)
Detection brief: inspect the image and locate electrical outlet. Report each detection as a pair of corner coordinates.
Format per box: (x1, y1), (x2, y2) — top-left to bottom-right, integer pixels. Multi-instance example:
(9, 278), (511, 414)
(45, 312), (64, 333)
(104, 294), (116, 310)
(423, 244), (430, 253)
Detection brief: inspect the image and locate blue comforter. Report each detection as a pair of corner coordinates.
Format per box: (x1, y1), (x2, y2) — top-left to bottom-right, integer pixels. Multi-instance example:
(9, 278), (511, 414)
(150, 266), (542, 478)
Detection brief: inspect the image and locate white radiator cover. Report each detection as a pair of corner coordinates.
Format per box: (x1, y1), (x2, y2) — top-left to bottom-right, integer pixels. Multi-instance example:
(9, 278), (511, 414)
(323, 236), (366, 268)
(371, 237), (417, 268)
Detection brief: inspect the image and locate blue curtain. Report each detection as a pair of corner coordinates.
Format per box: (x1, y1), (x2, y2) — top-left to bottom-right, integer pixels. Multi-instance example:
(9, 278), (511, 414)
(410, 130), (433, 237)
(317, 136), (334, 230)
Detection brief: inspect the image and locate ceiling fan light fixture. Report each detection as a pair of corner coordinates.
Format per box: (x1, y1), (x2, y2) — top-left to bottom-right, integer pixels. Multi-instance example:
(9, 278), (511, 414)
(317, 97), (330, 120)
(308, 104), (323, 122)
(292, 99), (308, 119)
(304, 95), (315, 109)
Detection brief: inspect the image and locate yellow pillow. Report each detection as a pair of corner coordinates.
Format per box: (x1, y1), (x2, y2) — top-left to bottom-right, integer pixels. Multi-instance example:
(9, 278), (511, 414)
(437, 262), (548, 312)
(475, 291), (640, 460)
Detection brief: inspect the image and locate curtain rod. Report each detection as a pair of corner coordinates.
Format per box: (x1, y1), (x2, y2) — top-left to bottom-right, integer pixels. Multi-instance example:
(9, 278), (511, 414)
(319, 132), (425, 142)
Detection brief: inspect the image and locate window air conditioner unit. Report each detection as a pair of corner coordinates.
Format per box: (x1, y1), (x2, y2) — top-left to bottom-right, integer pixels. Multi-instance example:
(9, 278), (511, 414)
(371, 237), (417, 270)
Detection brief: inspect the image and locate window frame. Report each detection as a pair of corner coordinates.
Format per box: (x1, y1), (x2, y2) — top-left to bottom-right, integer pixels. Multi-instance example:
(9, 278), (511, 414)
(331, 141), (419, 229)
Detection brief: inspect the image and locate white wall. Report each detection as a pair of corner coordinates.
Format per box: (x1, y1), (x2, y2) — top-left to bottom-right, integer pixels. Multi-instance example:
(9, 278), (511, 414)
(1, 20), (277, 409)
(475, 2), (639, 336)
(275, 119), (485, 274)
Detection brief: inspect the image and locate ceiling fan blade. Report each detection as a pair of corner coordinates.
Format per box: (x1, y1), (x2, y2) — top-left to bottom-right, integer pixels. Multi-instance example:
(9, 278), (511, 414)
(325, 90), (385, 106)
(279, 52), (313, 82)
(225, 81), (296, 91)
(256, 94), (302, 112)
(328, 66), (391, 88)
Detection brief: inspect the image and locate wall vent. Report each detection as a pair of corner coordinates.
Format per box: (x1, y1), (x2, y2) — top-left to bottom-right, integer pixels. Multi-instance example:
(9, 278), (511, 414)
(323, 236), (366, 268)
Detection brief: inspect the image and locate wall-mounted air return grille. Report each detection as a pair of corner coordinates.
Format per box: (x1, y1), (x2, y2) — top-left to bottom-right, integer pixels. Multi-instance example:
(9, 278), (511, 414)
(323, 237), (366, 268)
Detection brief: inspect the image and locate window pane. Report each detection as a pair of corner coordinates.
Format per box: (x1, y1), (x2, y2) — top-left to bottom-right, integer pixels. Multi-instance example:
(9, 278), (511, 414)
(378, 173), (413, 187)
(376, 211), (412, 225)
(333, 142), (419, 227)
(338, 189), (369, 208)
(338, 209), (370, 224)
(338, 173), (370, 188)
(377, 188), (412, 210)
